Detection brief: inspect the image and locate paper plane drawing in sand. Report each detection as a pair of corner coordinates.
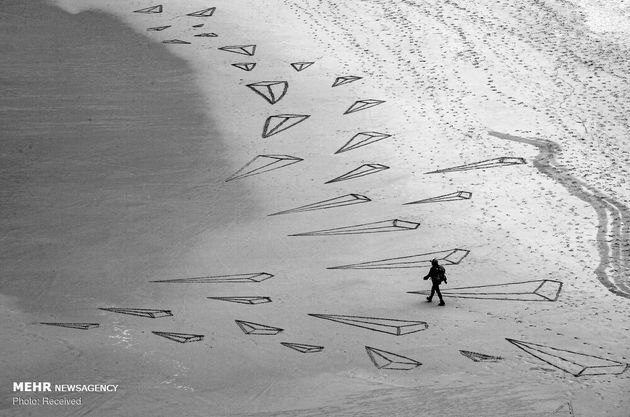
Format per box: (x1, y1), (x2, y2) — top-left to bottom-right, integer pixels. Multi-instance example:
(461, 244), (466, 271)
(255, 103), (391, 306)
(325, 164), (389, 184)
(225, 154), (303, 182)
(365, 346), (421, 370)
(343, 99), (385, 114)
(150, 272), (274, 283)
(246, 81), (288, 104)
(329, 248), (470, 269)
(335, 132), (391, 154)
(426, 157), (526, 174)
(309, 314), (428, 336)
(404, 190), (472, 205)
(290, 219), (419, 236)
(269, 194), (371, 216)
(507, 338), (629, 377)
(218, 44), (256, 56)
(408, 280), (563, 301)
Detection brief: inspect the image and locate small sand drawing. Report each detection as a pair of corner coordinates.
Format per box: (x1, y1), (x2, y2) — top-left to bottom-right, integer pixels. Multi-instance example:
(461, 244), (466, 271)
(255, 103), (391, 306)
(365, 346), (421, 370)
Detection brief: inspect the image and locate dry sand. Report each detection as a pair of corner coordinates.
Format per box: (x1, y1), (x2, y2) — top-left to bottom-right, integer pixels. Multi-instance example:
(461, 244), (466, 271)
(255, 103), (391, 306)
(2, 0), (629, 415)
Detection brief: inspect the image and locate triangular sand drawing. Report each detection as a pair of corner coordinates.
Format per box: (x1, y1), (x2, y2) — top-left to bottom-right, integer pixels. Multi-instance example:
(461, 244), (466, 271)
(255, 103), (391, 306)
(290, 219), (419, 236)
(147, 25), (171, 32)
(134, 5), (162, 14)
(325, 164), (389, 184)
(309, 314), (428, 336)
(344, 99), (385, 114)
(162, 39), (191, 45)
(99, 308), (173, 318)
(151, 272), (273, 283)
(426, 157), (526, 174)
(459, 350), (502, 362)
(40, 322), (99, 330)
(365, 346), (421, 370)
(219, 45), (256, 56)
(332, 75), (362, 87)
(194, 32), (218, 37)
(246, 81), (288, 104)
(281, 342), (324, 353)
(262, 114), (310, 138)
(152, 331), (204, 343)
(269, 193), (371, 216)
(187, 7), (216, 17)
(225, 154), (303, 182)
(235, 320), (283, 335)
(207, 296), (271, 305)
(232, 62), (256, 71)
(329, 248), (470, 270)
(408, 280), (562, 301)
(506, 338), (629, 377)
(291, 62), (314, 71)
(404, 190), (472, 205)
(335, 132), (391, 154)
(551, 402), (575, 416)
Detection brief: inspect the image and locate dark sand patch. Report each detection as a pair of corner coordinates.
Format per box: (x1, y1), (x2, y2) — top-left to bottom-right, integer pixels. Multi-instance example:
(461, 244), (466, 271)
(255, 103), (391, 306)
(0, 0), (254, 314)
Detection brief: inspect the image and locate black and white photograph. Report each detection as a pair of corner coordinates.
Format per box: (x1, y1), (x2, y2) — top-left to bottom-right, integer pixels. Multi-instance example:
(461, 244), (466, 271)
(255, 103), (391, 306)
(1, 0), (629, 415)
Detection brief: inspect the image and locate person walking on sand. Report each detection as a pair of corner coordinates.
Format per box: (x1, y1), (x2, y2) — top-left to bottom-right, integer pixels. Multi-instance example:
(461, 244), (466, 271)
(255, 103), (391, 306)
(424, 258), (447, 306)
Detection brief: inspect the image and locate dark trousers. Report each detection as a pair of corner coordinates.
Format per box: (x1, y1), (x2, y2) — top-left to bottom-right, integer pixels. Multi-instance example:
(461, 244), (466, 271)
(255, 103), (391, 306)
(428, 282), (443, 301)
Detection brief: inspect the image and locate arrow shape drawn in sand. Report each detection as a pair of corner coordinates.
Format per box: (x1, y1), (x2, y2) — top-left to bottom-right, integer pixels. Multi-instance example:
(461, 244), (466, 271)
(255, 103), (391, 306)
(152, 331), (204, 343)
(262, 114), (310, 138)
(194, 32), (218, 37)
(232, 62), (256, 71)
(309, 314), (428, 335)
(99, 308), (173, 318)
(40, 322), (99, 330)
(290, 61), (314, 71)
(332, 75), (362, 87)
(281, 342), (324, 353)
(408, 280), (562, 301)
(325, 164), (389, 184)
(150, 272), (273, 283)
(147, 25), (171, 31)
(246, 81), (288, 104)
(344, 99), (385, 114)
(290, 219), (419, 236)
(425, 157), (526, 174)
(134, 5), (162, 13)
(219, 44), (256, 56)
(506, 338), (629, 377)
(225, 154), (303, 182)
(335, 131), (391, 154)
(207, 296), (271, 305)
(235, 320), (283, 335)
(365, 346), (421, 370)
(269, 193), (371, 216)
(404, 190), (472, 205)
(329, 248), (470, 269)
(187, 7), (216, 17)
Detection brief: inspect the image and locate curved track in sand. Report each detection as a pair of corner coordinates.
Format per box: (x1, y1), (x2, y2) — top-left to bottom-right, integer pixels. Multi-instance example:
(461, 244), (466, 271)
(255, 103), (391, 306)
(488, 131), (630, 298)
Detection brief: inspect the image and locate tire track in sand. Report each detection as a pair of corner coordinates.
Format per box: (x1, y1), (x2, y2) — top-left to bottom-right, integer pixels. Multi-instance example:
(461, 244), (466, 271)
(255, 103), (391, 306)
(488, 131), (630, 299)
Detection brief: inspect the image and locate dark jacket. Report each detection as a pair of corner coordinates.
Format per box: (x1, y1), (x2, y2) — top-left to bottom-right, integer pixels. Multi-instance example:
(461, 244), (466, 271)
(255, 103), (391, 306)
(424, 265), (446, 284)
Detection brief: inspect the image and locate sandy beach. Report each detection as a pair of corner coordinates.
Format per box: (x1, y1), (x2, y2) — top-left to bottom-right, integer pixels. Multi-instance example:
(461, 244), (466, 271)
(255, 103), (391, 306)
(1, 0), (629, 415)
